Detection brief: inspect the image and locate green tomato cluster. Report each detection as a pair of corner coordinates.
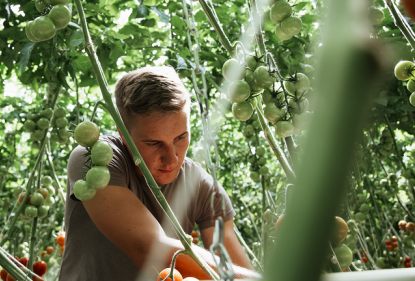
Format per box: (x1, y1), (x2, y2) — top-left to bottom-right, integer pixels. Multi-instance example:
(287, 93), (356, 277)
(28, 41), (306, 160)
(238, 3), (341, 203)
(73, 121), (114, 201)
(17, 242), (29, 258)
(370, 128), (395, 161)
(26, 0), (72, 42)
(270, 1), (303, 41)
(49, 107), (73, 151)
(14, 176), (54, 222)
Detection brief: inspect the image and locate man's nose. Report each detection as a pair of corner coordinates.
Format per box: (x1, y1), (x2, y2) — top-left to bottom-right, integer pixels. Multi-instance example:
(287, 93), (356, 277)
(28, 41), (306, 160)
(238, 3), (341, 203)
(161, 145), (178, 167)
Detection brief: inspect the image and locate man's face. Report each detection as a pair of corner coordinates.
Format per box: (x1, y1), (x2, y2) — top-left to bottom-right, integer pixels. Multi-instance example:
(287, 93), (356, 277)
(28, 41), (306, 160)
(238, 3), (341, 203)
(122, 108), (190, 185)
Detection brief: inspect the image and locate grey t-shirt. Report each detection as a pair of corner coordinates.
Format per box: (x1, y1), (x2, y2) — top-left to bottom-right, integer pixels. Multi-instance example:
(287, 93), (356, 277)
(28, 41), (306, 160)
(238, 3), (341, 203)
(59, 135), (235, 280)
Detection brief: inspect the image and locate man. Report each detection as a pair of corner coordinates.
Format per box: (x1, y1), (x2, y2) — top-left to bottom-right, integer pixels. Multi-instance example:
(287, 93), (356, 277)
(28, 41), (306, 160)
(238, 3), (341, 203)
(59, 66), (260, 280)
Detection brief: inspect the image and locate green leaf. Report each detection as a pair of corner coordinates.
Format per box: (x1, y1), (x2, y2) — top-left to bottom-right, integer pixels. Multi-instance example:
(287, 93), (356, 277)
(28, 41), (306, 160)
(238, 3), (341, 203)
(150, 7), (169, 24)
(176, 55), (187, 70)
(300, 14), (318, 24)
(293, 2), (308, 12)
(141, 19), (156, 27)
(171, 15), (186, 30)
(72, 55), (91, 73)
(57, 69), (72, 90)
(69, 30), (84, 50)
(19, 42), (35, 75)
(109, 41), (125, 62)
(137, 5), (149, 18)
(194, 10), (208, 22)
(68, 22), (82, 29)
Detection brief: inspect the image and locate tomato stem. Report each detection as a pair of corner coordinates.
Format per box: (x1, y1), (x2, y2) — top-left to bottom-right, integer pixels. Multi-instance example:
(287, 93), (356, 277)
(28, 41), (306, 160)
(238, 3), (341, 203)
(28, 217), (38, 272)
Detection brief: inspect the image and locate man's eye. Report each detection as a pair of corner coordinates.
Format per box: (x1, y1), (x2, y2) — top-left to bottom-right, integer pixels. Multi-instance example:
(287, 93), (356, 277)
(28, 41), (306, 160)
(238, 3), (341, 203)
(147, 142), (159, 147)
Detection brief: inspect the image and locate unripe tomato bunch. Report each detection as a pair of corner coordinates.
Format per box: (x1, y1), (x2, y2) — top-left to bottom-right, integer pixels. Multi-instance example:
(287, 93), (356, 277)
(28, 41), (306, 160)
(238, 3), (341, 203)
(394, 60), (415, 107)
(269, 0), (303, 41)
(247, 145), (270, 182)
(370, 128), (395, 161)
(23, 106), (72, 150)
(14, 176), (55, 222)
(223, 54), (312, 139)
(73, 121), (114, 201)
(26, 0), (72, 42)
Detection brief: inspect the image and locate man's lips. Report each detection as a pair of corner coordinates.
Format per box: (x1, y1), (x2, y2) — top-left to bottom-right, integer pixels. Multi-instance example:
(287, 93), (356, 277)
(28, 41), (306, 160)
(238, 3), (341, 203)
(158, 168), (175, 174)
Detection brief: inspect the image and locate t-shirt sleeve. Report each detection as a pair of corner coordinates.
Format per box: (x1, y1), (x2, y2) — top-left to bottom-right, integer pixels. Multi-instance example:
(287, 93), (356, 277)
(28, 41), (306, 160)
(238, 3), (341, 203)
(195, 165), (236, 230)
(67, 138), (129, 202)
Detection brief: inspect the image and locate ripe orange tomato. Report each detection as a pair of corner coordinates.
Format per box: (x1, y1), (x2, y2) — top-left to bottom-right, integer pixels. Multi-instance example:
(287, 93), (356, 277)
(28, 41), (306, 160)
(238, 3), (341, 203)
(56, 235), (65, 247)
(157, 268), (183, 281)
(19, 257), (29, 267)
(6, 274), (15, 281)
(191, 231), (199, 238)
(402, 0), (415, 21)
(46, 246), (54, 254)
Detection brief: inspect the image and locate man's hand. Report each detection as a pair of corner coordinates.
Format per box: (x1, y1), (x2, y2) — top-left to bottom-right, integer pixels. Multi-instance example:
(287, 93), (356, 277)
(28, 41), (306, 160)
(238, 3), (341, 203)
(82, 185), (260, 279)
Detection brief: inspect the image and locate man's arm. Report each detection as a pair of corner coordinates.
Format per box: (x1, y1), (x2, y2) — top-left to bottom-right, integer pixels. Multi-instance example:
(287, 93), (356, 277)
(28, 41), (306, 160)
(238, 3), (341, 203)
(200, 219), (255, 271)
(82, 185), (259, 279)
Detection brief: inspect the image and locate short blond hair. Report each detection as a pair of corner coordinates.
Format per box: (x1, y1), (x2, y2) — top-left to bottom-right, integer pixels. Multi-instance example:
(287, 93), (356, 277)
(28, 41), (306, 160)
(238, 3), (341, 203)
(115, 66), (190, 129)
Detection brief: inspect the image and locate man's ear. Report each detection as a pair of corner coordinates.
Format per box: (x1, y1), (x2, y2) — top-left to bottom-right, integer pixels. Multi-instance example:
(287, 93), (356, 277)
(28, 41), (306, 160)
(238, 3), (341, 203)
(116, 126), (128, 146)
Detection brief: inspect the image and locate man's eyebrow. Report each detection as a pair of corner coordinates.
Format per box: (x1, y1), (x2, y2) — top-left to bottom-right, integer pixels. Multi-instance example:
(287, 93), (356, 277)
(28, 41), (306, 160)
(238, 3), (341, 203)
(141, 131), (189, 142)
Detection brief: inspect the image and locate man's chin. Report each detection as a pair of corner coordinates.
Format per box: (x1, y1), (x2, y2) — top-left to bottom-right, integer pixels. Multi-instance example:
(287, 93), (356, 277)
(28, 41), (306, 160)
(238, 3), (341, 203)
(154, 170), (179, 185)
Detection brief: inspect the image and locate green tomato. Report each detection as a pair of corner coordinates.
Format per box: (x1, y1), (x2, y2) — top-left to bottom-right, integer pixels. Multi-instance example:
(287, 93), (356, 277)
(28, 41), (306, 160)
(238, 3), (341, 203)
(24, 120), (36, 132)
(333, 244), (353, 269)
(37, 118), (49, 130)
(292, 111), (312, 130)
(49, 132), (60, 143)
(74, 121), (100, 147)
(354, 212), (366, 222)
(284, 73), (310, 98)
(36, 188), (49, 200)
(54, 107), (67, 118)
(91, 140), (114, 166)
(250, 171), (260, 181)
(222, 59), (246, 82)
(232, 101), (254, 121)
(30, 192), (44, 207)
(281, 16), (302, 37)
(27, 113), (39, 121)
(31, 130), (45, 141)
(46, 185), (55, 197)
(407, 79), (415, 93)
(42, 253), (51, 262)
(37, 205), (49, 218)
(257, 157), (266, 165)
(43, 176), (53, 186)
(259, 166), (269, 176)
(288, 98), (309, 115)
(253, 66), (275, 89)
(44, 196), (55, 206)
(31, 16), (56, 42)
(25, 205), (38, 218)
(25, 21), (41, 43)
(58, 128), (71, 139)
(275, 23), (293, 41)
(245, 55), (257, 70)
(35, 1), (46, 12)
(50, 0), (69, 4)
(256, 147), (266, 157)
(40, 108), (53, 119)
(227, 80), (251, 103)
(73, 180), (97, 201)
(270, 1), (292, 24)
(262, 89), (278, 105)
(13, 186), (25, 199)
(410, 92), (415, 107)
(275, 121), (295, 138)
(55, 117), (68, 128)
(48, 5), (71, 30)
(86, 166), (111, 190)
(395, 61), (415, 81)
(264, 103), (285, 123)
(376, 257), (387, 269)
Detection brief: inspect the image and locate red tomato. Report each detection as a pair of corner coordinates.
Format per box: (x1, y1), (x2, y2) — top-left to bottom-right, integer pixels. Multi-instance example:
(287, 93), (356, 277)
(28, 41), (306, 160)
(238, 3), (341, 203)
(405, 257), (412, 263)
(392, 242), (399, 248)
(32, 261), (47, 276)
(1, 269), (8, 281)
(385, 240), (391, 245)
(362, 257), (368, 263)
(6, 274), (15, 281)
(157, 268), (183, 281)
(405, 262), (412, 268)
(19, 257), (29, 267)
(40, 251), (47, 258)
(387, 245), (394, 251)
(391, 236), (398, 242)
(402, 0), (415, 21)
(56, 236), (65, 247)
(32, 276), (44, 281)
